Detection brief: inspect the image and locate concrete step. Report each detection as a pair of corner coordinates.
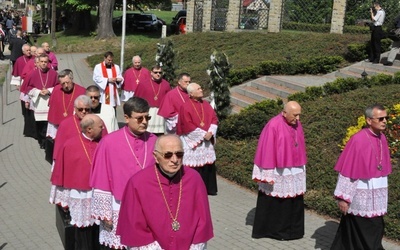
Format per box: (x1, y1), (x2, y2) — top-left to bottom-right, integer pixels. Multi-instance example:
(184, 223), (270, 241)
(249, 79), (297, 99)
(234, 85), (285, 102)
(346, 65), (396, 76)
(230, 91), (257, 108)
(361, 61), (400, 74)
(335, 69), (363, 79)
(230, 104), (242, 114)
(262, 76), (306, 92)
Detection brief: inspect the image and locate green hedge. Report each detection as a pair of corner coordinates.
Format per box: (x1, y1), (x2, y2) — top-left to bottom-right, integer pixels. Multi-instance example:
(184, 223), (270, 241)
(227, 56), (344, 87)
(282, 21), (371, 34)
(217, 84), (400, 240)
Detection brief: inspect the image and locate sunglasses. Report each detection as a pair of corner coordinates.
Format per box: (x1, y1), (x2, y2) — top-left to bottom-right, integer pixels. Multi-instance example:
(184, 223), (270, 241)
(152, 71), (163, 74)
(155, 150), (184, 159)
(76, 108), (91, 112)
(371, 116), (389, 122)
(133, 115), (151, 123)
(90, 96), (100, 100)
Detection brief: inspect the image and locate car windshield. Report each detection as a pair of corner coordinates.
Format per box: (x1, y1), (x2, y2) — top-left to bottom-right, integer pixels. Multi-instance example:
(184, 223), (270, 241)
(138, 15), (153, 21)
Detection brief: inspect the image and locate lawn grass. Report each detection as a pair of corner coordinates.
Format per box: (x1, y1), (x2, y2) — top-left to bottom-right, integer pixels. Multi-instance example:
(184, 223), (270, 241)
(35, 27), (369, 88)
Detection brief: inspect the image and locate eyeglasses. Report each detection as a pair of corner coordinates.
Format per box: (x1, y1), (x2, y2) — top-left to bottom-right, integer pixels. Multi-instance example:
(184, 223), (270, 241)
(155, 150), (184, 159)
(76, 108), (91, 112)
(133, 115), (151, 123)
(152, 71), (163, 74)
(370, 116), (389, 122)
(89, 96), (100, 100)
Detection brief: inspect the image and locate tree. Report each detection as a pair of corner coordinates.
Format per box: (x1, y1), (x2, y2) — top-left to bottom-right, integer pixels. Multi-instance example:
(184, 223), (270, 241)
(155, 39), (176, 84)
(207, 50), (231, 120)
(96, 0), (116, 39)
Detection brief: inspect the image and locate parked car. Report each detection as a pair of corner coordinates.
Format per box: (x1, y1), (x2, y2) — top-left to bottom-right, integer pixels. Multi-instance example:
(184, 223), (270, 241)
(213, 17), (226, 31)
(112, 13), (165, 32)
(112, 13), (140, 30)
(133, 13), (165, 31)
(170, 9), (187, 34)
(240, 17), (258, 30)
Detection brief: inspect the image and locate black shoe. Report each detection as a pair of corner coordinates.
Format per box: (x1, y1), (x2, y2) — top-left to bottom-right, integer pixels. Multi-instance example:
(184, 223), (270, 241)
(384, 62), (393, 66)
(372, 60), (380, 64)
(365, 58), (375, 62)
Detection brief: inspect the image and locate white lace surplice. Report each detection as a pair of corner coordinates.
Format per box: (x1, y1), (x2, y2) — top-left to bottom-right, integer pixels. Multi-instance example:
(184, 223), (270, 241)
(252, 164), (306, 198)
(180, 125), (217, 167)
(92, 189), (126, 249)
(334, 174), (388, 218)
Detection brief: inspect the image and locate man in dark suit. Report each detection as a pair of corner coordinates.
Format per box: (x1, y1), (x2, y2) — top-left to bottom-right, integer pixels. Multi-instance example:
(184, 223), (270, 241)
(9, 29), (26, 66)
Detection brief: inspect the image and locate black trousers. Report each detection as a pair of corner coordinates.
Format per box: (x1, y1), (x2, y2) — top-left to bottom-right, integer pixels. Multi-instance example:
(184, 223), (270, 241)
(370, 26), (384, 62)
(35, 121), (48, 147)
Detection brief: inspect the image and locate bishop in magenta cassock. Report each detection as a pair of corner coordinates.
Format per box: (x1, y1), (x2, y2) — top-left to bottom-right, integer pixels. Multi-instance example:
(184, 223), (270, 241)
(117, 134), (214, 250)
(158, 73), (191, 134)
(53, 95), (108, 162)
(11, 44), (31, 87)
(22, 54), (58, 148)
(50, 114), (105, 249)
(120, 55), (151, 101)
(134, 65), (171, 134)
(90, 97), (157, 249)
(176, 83), (218, 196)
(251, 101), (307, 240)
(331, 104), (392, 250)
(47, 69), (86, 139)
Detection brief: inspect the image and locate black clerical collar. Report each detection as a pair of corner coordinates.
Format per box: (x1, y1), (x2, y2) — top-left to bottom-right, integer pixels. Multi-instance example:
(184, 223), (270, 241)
(91, 103), (101, 114)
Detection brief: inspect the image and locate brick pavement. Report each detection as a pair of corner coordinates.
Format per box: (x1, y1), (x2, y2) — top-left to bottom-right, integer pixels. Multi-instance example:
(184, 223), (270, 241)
(1, 53), (399, 249)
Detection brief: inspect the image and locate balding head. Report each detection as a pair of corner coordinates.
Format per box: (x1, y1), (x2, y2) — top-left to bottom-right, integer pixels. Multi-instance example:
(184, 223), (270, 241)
(283, 101), (301, 125)
(80, 114), (104, 140)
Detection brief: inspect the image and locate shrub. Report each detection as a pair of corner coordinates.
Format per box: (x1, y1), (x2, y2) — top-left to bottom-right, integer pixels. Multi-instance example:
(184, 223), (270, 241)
(217, 84), (400, 240)
(218, 99), (283, 140)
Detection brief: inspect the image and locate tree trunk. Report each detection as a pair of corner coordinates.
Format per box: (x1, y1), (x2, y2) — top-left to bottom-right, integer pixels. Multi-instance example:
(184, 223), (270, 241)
(68, 10), (93, 34)
(96, 0), (116, 39)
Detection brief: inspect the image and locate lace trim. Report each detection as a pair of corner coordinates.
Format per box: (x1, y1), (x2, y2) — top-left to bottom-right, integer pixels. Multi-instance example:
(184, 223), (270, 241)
(91, 190), (113, 220)
(99, 210), (126, 249)
(49, 185), (70, 208)
(334, 174), (388, 217)
(181, 131), (215, 167)
(69, 196), (100, 227)
(252, 165), (306, 198)
(128, 242), (206, 250)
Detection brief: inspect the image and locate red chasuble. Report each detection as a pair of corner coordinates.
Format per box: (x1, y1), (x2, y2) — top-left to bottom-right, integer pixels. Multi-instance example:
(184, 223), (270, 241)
(51, 134), (98, 190)
(117, 166), (214, 249)
(47, 84), (86, 126)
(122, 67), (151, 92)
(134, 78), (171, 107)
(176, 98), (218, 135)
(158, 86), (190, 118)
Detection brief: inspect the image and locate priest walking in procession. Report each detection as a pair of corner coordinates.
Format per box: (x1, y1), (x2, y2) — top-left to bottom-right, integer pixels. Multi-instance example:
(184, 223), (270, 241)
(331, 104), (392, 250)
(90, 97), (157, 249)
(251, 101), (307, 240)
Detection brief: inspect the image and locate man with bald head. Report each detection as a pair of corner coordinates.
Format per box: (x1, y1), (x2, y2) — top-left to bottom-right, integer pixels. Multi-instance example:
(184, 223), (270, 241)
(120, 55), (151, 101)
(251, 101), (307, 241)
(50, 114), (104, 249)
(117, 134), (214, 249)
(176, 82), (218, 195)
(42, 42), (58, 70)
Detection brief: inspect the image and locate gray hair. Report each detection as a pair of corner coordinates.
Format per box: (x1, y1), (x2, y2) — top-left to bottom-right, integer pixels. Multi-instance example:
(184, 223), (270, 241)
(186, 83), (200, 95)
(58, 69), (74, 81)
(365, 104), (385, 118)
(74, 95), (91, 107)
